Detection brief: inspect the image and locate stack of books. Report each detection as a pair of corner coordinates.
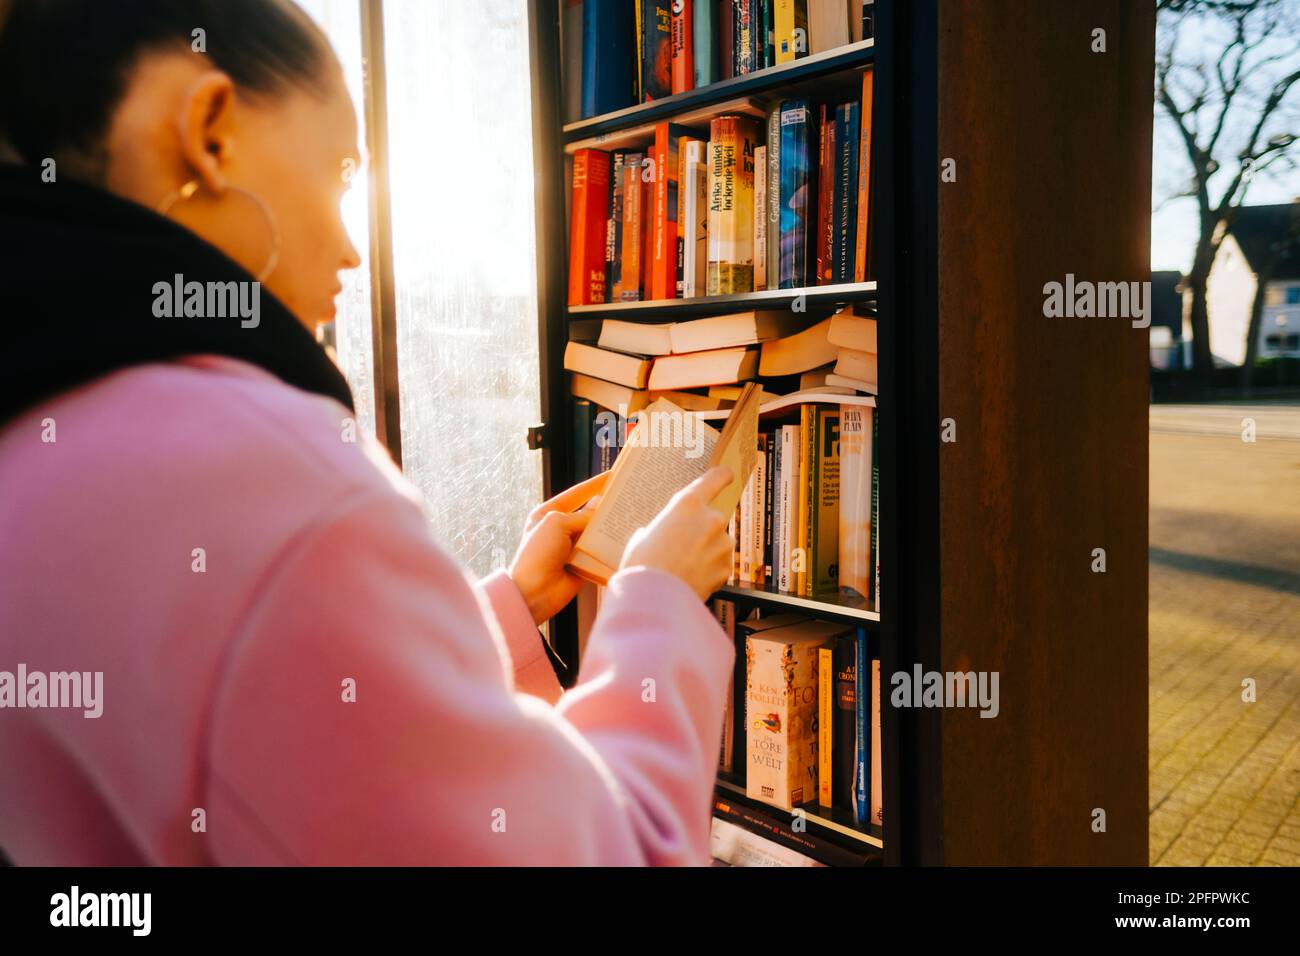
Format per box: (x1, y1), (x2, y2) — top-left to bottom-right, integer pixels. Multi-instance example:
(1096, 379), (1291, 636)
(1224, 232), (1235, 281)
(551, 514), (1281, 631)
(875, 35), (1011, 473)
(568, 1), (876, 121)
(566, 70), (873, 306)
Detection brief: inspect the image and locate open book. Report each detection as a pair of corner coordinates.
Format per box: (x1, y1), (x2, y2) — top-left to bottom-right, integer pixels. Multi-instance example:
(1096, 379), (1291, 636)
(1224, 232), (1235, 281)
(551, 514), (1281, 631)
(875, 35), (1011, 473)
(566, 381), (764, 587)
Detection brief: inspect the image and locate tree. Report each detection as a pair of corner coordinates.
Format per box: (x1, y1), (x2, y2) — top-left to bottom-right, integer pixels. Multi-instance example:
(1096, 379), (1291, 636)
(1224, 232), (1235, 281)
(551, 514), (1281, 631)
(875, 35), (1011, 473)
(1155, 0), (1300, 380)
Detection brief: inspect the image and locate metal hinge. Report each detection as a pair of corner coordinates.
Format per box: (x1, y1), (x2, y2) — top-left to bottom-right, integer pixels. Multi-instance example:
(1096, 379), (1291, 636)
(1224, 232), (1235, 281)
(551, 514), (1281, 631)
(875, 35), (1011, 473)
(526, 423), (547, 450)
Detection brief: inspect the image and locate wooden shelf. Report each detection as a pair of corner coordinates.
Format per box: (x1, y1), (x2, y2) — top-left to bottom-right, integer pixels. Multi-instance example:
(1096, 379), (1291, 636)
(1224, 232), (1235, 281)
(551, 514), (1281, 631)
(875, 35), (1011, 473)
(568, 281), (878, 320)
(563, 39), (875, 143)
(716, 779), (884, 849)
(715, 581), (878, 623)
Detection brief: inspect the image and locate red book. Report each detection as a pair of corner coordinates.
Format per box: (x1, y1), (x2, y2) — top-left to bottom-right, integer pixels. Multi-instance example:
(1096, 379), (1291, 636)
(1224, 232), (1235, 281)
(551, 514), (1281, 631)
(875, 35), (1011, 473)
(815, 107), (836, 285)
(568, 148), (611, 305)
(642, 171), (655, 298)
(650, 122), (692, 301)
(671, 0), (695, 95)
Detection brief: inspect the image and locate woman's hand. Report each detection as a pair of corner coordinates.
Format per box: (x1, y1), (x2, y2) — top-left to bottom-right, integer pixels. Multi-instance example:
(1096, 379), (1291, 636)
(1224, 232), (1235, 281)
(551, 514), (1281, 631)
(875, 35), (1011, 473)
(508, 471), (611, 626)
(621, 465), (735, 601)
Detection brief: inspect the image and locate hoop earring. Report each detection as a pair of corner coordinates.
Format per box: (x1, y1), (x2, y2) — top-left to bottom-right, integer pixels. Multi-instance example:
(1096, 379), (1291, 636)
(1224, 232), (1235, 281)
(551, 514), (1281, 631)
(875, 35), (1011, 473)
(156, 179), (282, 283)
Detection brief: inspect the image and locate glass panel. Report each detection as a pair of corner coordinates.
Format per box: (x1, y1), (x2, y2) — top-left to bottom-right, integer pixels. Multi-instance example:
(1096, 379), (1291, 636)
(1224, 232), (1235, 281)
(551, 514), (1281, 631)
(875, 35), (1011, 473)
(293, 0), (377, 437)
(382, 0), (544, 575)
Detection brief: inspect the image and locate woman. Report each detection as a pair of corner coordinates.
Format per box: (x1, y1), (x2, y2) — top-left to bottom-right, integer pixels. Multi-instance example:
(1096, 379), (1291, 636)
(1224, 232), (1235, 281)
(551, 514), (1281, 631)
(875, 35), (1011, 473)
(0, 0), (736, 865)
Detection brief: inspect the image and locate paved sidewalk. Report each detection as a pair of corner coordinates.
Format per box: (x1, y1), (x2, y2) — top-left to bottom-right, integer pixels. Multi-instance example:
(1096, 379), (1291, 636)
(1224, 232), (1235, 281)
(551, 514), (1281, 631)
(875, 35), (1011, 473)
(1149, 405), (1300, 867)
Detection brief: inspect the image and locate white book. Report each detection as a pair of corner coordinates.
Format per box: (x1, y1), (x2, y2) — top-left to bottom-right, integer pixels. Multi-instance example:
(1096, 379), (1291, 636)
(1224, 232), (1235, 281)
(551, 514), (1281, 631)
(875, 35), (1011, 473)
(683, 142), (709, 297)
(838, 405), (872, 602)
(710, 817), (823, 867)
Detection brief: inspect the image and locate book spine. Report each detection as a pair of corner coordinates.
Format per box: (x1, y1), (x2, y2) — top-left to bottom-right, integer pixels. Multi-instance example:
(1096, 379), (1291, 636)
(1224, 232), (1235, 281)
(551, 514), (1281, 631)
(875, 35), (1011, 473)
(777, 423), (796, 591)
(581, 0), (635, 119)
(764, 0), (776, 68)
(712, 598), (736, 773)
(813, 407), (840, 593)
(854, 68), (873, 282)
(617, 156), (644, 301)
(634, 0), (645, 101)
(762, 428), (775, 585)
(733, 0), (752, 75)
(765, 102), (783, 293)
(739, 453), (753, 583)
(671, 0), (695, 95)
(572, 398), (594, 482)
(727, 505), (737, 585)
(563, 0), (583, 124)
(815, 104), (836, 285)
(753, 145), (767, 291)
(706, 115), (758, 295)
(795, 405), (811, 596)
(752, 436), (767, 582)
(567, 149), (610, 306)
(774, 0), (796, 63)
(651, 124), (683, 301)
(870, 648), (881, 826)
(641, 165), (655, 297)
(694, 0), (719, 88)
(609, 151), (626, 300)
(855, 628), (868, 824)
(720, 0), (735, 80)
(643, 2), (673, 102)
(777, 100), (811, 289)
(750, 0), (764, 69)
(818, 646), (833, 808)
(675, 136), (692, 297)
(870, 403), (878, 609)
(833, 634), (857, 810)
(685, 143), (709, 297)
(835, 101), (860, 284)
(837, 405), (871, 601)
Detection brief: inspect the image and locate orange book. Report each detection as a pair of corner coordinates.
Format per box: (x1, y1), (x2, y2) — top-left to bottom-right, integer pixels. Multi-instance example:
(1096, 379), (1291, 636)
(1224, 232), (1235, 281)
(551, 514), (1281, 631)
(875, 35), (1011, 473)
(642, 166), (654, 297)
(567, 149), (611, 306)
(651, 122), (694, 301)
(854, 69), (873, 282)
(671, 0), (694, 95)
(616, 157), (644, 302)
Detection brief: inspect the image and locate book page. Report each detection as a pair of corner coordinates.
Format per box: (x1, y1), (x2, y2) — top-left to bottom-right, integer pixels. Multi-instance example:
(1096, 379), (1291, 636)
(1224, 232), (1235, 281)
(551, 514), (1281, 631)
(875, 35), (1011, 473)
(707, 382), (762, 518)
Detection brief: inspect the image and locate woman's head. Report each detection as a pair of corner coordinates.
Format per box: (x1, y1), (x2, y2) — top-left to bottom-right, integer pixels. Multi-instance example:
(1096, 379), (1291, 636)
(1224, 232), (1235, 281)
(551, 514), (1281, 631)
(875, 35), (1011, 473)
(0, 0), (362, 327)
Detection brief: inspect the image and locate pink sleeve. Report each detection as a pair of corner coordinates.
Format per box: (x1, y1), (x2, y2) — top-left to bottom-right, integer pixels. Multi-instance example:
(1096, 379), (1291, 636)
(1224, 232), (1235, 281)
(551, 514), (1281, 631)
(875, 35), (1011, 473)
(202, 487), (733, 866)
(475, 569), (564, 704)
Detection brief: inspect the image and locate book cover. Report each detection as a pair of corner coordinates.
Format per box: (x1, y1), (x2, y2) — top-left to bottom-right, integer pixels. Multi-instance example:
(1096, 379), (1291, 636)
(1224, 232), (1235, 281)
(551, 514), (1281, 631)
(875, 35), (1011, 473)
(811, 406), (841, 594)
(671, 0), (695, 95)
(765, 101), (783, 294)
(674, 136), (697, 297)
(815, 104), (836, 285)
(855, 68), (873, 282)
(777, 100), (813, 289)
(694, 0), (720, 88)
(837, 404), (872, 602)
(683, 141), (709, 297)
(707, 115), (760, 295)
(580, 0), (635, 119)
(833, 632), (858, 810)
(807, 0), (850, 53)
(615, 154), (644, 301)
(733, 0), (754, 76)
(753, 144), (768, 291)
(774, 0), (808, 64)
(834, 100), (860, 283)
(642, 1), (673, 102)
(568, 149), (611, 306)
(651, 123), (695, 301)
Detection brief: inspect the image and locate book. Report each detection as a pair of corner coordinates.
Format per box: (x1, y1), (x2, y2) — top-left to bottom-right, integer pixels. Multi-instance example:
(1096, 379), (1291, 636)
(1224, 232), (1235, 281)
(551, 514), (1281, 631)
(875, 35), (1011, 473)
(563, 340), (652, 389)
(566, 382), (764, 586)
(614, 154), (645, 301)
(651, 123), (695, 301)
(870, 646), (881, 826)
(734, 0), (756, 75)
(674, 135), (694, 296)
(605, 151), (626, 302)
(752, 431), (768, 581)
(753, 144), (767, 291)
(593, 408), (623, 476)
(707, 115), (760, 295)
(694, 0), (720, 87)
(647, 388), (733, 412)
(808, 405), (840, 594)
(764, 101), (783, 295)
(818, 644), (834, 807)
(832, 632), (858, 809)
(720, 0), (735, 80)
(572, 398), (594, 482)
(854, 627), (868, 823)
(570, 371), (652, 417)
(777, 423), (800, 592)
(669, 308), (808, 354)
(855, 68), (873, 282)
(671, 0), (694, 95)
(870, 406), (878, 610)
(682, 141), (709, 297)
(745, 617), (851, 810)
(834, 100), (860, 283)
(837, 403), (872, 602)
(852, 0), (875, 42)
(648, 345), (759, 390)
(795, 404), (811, 595)
(712, 794), (877, 865)
(827, 308), (877, 351)
(815, 104), (836, 285)
(835, 347), (876, 386)
(567, 149), (610, 306)
(807, 0), (850, 53)
(580, 1), (635, 119)
(642, 1), (674, 102)
(710, 816), (823, 866)
(759, 314), (839, 376)
(598, 318), (675, 356)
(774, 0), (808, 64)
(713, 597), (737, 773)
(777, 99), (813, 289)
(562, 0), (584, 123)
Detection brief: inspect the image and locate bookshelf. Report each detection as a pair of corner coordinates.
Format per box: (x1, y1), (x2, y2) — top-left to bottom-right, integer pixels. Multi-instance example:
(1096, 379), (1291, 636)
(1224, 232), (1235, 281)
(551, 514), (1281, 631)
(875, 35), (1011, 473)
(525, 0), (1154, 867)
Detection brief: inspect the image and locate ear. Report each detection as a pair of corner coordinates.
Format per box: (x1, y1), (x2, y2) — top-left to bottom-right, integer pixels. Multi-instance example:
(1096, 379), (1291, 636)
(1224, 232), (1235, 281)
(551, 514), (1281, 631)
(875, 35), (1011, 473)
(175, 71), (237, 195)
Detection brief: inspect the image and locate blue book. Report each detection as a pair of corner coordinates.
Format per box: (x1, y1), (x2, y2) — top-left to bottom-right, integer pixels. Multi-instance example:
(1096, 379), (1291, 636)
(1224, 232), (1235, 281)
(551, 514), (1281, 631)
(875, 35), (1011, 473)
(777, 99), (812, 289)
(854, 626), (868, 824)
(834, 101), (860, 283)
(693, 0), (719, 87)
(581, 0), (635, 119)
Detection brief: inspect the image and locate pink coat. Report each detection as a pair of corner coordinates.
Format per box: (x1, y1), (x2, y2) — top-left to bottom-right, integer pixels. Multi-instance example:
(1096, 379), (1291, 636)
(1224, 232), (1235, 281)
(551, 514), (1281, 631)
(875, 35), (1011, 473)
(0, 356), (733, 865)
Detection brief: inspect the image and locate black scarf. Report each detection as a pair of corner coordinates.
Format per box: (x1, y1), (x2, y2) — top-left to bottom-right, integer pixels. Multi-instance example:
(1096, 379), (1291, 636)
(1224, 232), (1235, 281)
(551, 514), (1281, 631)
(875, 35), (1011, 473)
(0, 163), (354, 425)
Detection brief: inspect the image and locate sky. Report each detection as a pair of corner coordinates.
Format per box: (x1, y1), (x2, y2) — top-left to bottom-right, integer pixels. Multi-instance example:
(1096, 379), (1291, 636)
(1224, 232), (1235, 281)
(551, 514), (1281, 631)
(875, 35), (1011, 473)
(1151, 4), (1300, 273)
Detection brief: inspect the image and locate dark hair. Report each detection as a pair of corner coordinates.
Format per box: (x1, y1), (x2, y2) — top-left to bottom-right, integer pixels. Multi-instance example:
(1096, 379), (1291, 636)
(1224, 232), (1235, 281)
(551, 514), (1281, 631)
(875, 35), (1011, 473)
(0, 0), (336, 171)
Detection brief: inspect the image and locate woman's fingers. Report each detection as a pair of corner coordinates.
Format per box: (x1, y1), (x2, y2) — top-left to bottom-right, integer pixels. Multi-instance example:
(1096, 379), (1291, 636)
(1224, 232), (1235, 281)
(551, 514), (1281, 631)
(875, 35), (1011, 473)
(525, 471), (611, 531)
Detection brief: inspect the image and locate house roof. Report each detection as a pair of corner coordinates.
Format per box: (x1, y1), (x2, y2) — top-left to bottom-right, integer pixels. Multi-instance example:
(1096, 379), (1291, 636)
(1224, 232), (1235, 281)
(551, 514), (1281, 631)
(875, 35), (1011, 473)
(1227, 202), (1300, 280)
